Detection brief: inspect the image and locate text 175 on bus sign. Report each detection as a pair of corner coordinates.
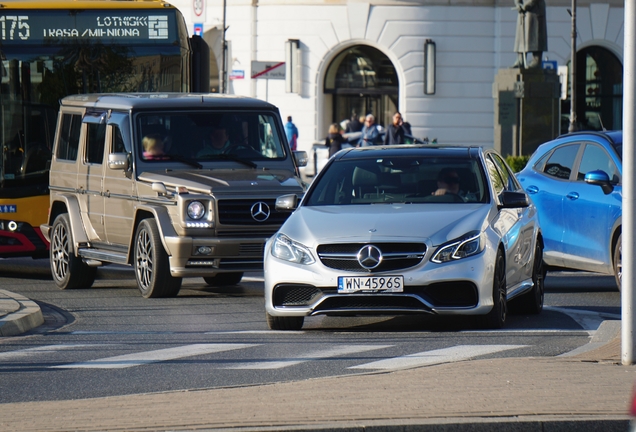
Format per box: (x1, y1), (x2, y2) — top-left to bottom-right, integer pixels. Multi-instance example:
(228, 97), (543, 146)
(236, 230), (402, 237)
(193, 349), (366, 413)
(0, 205), (16, 213)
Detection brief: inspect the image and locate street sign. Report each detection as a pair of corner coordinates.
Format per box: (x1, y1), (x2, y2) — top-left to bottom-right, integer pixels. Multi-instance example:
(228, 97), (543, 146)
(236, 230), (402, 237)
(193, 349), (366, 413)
(542, 60), (558, 70)
(251, 61), (285, 80)
(230, 69), (244, 80)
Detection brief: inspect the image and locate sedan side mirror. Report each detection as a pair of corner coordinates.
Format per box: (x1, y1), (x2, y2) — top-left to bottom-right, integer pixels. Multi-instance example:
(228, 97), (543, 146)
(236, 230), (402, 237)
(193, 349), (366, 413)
(584, 170), (614, 195)
(499, 191), (529, 209)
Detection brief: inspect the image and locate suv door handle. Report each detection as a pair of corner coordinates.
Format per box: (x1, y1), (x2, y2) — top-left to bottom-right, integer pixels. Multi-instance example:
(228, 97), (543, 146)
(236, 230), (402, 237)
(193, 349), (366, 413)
(525, 185), (539, 194)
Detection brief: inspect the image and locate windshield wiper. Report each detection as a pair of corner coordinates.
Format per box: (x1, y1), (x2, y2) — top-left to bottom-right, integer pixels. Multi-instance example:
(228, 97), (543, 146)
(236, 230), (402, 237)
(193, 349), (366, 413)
(202, 153), (257, 168)
(164, 154), (203, 169)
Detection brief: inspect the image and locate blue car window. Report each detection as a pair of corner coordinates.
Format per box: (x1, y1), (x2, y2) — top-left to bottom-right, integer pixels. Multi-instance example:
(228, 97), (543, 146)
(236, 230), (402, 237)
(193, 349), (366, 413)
(578, 143), (620, 183)
(542, 144), (579, 180)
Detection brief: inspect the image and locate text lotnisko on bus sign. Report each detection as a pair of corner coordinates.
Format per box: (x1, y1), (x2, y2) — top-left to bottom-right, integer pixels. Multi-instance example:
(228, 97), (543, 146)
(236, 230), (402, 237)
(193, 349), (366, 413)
(0, 11), (176, 44)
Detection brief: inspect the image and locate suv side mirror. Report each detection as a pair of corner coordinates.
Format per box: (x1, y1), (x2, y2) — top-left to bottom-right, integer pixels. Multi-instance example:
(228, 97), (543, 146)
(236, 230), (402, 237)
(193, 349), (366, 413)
(294, 151), (308, 167)
(108, 153), (129, 171)
(584, 169), (614, 195)
(275, 194), (299, 211)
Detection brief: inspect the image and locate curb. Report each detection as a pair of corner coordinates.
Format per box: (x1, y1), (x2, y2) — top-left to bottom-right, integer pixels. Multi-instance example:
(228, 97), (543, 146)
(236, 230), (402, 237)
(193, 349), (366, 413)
(0, 289), (44, 337)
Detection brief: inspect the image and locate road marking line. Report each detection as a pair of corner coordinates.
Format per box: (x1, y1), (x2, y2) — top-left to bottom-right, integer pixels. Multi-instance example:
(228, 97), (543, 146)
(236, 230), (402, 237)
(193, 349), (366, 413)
(225, 345), (393, 370)
(205, 330), (304, 335)
(350, 344), (526, 370)
(0, 345), (96, 361)
(51, 343), (258, 369)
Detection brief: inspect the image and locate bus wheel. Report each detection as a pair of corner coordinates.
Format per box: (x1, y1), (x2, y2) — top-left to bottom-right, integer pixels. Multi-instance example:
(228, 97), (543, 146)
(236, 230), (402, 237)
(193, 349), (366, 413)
(50, 213), (96, 290)
(133, 218), (182, 298)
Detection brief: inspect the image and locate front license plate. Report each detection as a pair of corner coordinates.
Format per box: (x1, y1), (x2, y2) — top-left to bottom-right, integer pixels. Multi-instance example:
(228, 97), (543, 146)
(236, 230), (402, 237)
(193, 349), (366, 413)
(338, 276), (404, 293)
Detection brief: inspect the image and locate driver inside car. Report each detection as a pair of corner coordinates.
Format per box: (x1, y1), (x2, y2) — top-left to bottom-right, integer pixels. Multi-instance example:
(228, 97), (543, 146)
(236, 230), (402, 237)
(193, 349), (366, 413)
(432, 167), (477, 201)
(197, 125), (231, 157)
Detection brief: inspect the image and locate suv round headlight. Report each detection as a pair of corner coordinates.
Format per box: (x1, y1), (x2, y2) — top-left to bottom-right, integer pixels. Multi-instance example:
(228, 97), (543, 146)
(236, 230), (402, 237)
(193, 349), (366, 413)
(187, 201), (206, 220)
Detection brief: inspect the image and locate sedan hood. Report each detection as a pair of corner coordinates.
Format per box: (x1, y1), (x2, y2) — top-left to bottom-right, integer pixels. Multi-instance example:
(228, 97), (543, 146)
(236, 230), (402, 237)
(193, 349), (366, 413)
(138, 169), (304, 194)
(283, 204), (491, 247)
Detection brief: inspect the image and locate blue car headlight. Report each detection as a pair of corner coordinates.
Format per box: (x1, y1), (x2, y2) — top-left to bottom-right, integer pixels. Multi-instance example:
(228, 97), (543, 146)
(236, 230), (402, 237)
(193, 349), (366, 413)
(271, 233), (315, 265)
(431, 231), (484, 263)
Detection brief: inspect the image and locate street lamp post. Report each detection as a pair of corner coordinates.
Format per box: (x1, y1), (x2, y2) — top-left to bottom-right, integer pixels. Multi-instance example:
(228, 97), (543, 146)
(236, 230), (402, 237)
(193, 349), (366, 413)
(568, 0), (578, 132)
(221, 0), (227, 94)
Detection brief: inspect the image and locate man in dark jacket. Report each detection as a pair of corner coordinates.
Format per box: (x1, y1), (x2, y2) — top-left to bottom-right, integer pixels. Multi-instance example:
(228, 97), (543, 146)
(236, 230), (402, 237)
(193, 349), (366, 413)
(383, 112), (407, 145)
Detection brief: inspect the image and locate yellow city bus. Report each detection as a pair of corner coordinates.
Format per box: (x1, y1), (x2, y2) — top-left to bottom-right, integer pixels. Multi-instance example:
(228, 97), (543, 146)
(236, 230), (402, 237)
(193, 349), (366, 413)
(0, 0), (208, 258)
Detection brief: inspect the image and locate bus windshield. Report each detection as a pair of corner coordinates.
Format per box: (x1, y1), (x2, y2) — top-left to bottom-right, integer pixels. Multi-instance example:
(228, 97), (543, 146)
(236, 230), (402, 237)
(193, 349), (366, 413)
(0, 7), (189, 197)
(0, 4), (194, 258)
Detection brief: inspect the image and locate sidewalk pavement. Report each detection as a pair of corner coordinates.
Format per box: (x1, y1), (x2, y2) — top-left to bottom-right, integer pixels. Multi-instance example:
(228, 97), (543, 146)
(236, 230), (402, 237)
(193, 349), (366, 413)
(0, 290), (633, 432)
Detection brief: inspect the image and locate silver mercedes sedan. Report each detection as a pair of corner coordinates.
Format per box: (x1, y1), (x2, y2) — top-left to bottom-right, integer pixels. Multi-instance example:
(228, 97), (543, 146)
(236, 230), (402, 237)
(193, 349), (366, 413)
(264, 146), (544, 330)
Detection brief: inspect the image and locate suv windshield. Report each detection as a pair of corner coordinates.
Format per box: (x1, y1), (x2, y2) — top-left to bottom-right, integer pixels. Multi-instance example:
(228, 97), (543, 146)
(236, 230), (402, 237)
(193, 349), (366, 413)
(137, 111), (287, 163)
(305, 157), (488, 205)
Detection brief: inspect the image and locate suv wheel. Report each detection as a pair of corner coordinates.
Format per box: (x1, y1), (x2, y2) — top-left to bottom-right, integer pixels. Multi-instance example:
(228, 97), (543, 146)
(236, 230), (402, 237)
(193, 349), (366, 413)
(133, 219), (182, 298)
(614, 234), (622, 292)
(50, 213), (96, 290)
(203, 272), (244, 287)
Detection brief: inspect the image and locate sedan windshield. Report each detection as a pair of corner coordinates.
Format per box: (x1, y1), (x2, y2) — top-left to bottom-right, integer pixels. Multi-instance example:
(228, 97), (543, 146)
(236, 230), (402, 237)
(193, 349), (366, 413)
(305, 156), (488, 205)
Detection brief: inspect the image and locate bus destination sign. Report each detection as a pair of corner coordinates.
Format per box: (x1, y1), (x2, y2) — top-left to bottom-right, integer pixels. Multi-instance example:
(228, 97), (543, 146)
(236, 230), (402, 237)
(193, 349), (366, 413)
(0, 11), (176, 44)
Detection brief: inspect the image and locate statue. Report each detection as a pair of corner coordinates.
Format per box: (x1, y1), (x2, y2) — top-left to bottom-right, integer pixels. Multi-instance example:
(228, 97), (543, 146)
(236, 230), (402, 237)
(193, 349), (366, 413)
(512, 0), (548, 69)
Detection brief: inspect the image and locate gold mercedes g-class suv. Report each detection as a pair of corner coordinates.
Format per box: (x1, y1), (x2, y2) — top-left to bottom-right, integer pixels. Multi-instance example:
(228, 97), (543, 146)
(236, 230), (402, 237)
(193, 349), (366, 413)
(41, 93), (307, 298)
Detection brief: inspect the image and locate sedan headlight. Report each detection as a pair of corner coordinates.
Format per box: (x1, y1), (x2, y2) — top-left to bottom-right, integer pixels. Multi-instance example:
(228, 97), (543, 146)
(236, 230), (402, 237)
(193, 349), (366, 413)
(431, 231), (484, 263)
(271, 233), (315, 265)
(187, 201), (206, 220)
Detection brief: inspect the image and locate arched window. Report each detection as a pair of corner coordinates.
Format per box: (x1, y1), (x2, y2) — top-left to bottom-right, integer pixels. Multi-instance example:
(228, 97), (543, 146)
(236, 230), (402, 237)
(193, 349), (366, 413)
(324, 46), (399, 129)
(564, 46), (622, 132)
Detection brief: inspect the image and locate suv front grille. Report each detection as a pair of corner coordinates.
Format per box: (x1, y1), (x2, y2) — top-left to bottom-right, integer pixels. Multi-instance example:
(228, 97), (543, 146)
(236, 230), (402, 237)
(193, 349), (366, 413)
(218, 199), (291, 226)
(317, 243), (426, 272)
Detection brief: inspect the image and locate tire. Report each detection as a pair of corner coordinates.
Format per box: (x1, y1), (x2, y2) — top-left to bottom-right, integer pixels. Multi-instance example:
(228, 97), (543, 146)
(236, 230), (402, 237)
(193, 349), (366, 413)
(614, 234), (622, 292)
(203, 272), (244, 287)
(133, 219), (182, 298)
(266, 312), (304, 330)
(511, 241), (544, 315)
(481, 249), (507, 329)
(50, 213), (96, 290)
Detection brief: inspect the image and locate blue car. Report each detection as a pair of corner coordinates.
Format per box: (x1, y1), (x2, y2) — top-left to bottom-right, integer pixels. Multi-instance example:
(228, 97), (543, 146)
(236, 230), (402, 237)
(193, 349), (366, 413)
(517, 131), (622, 290)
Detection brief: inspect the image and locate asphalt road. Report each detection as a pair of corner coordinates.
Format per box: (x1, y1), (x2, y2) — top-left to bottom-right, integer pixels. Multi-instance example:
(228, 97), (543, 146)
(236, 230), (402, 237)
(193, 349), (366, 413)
(0, 258), (621, 404)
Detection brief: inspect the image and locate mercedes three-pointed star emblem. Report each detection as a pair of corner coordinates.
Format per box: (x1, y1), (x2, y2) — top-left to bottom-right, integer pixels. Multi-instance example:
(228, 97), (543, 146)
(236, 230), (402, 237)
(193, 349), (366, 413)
(250, 201), (271, 222)
(357, 245), (383, 270)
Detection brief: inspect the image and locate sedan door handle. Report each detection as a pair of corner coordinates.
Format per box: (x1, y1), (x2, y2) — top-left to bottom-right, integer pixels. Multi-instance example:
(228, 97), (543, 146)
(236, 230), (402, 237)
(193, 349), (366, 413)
(566, 192), (579, 200)
(526, 185), (539, 194)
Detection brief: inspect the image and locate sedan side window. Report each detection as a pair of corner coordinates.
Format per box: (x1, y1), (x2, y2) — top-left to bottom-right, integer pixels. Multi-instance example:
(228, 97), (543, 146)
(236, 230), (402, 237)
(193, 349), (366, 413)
(578, 143), (620, 183)
(542, 144), (579, 180)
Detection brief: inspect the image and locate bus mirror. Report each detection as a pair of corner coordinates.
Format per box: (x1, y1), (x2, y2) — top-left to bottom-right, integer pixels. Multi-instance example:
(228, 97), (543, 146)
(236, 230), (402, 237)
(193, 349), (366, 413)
(108, 153), (129, 170)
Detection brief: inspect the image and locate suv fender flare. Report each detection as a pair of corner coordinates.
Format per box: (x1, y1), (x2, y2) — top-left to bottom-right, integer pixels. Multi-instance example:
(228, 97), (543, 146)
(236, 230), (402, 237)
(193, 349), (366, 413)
(132, 205), (179, 257)
(48, 194), (90, 254)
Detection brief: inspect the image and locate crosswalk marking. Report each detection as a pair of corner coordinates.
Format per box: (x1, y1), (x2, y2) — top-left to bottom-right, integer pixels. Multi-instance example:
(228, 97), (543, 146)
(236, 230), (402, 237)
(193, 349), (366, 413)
(51, 343), (258, 369)
(350, 345), (526, 370)
(0, 344), (96, 361)
(225, 345), (393, 370)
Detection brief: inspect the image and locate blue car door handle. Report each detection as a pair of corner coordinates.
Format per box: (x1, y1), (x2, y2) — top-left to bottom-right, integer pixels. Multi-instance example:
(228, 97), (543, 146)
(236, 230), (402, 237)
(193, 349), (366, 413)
(526, 185), (539, 194)
(566, 192), (579, 200)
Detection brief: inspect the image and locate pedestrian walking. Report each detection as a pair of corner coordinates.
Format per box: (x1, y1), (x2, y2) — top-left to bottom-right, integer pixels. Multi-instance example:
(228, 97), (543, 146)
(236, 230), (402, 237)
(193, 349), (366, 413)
(383, 111), (408, 145)
(285, 116), (299, 151)
(358, 114), (381, 147)
(325, 123), (346, 158)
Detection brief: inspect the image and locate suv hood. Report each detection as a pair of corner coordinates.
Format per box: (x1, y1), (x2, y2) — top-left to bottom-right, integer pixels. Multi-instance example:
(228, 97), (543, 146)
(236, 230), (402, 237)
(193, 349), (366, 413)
(138, 169), (304, 194)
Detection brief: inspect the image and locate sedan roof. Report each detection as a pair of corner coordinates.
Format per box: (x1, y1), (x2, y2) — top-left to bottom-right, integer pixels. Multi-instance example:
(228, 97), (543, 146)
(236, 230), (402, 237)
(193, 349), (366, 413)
(335, 145), (483, 160)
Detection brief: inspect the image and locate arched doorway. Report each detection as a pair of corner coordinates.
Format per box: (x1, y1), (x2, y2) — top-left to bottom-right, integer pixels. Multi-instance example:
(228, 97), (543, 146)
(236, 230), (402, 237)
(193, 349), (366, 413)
(563, 46), (623, 133)
(324, 46), (399, 131)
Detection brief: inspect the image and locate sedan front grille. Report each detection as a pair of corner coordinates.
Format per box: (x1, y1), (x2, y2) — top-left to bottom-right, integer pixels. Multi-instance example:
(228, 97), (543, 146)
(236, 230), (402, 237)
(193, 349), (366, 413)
(317, 242), (426, 272)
